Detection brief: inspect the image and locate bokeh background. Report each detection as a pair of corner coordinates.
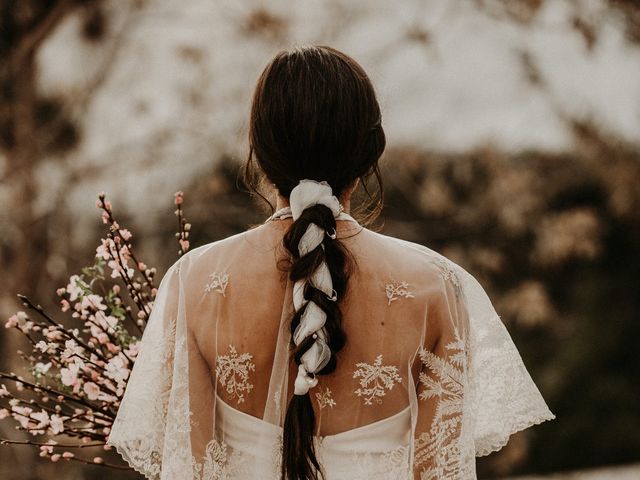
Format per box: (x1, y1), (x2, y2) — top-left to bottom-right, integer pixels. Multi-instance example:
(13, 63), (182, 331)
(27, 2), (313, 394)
(1, 0), (639, 479)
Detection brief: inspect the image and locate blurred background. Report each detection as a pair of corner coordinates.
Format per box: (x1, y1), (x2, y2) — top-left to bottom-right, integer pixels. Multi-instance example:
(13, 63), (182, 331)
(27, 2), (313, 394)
(1, 0), (639, 478)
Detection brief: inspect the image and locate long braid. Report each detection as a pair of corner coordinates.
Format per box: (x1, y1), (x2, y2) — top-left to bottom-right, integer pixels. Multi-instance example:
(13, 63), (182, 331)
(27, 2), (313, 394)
(280, 199), (351, 480)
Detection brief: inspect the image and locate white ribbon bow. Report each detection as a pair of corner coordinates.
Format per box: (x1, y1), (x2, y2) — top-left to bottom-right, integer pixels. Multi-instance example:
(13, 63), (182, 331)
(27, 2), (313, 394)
(290, 179), (342, 395)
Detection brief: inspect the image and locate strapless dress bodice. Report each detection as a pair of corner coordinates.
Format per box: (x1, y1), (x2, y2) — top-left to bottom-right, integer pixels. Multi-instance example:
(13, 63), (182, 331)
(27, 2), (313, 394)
(213, 393), (413, 479)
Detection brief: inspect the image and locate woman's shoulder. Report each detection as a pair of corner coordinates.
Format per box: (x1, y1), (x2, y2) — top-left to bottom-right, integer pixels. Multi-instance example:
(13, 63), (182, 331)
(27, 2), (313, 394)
(163, 229), (248, 279)
(360, 227), (465, 290)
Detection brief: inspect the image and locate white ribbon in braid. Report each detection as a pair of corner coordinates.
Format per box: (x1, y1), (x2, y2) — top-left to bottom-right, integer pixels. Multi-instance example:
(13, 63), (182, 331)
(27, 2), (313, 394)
(289, 179), (344, 396)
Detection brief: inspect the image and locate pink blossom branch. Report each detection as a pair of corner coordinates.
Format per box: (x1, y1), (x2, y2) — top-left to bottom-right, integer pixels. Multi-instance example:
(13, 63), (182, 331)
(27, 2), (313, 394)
(174, 191), (191, 255)
(0, 439), (104, 448)
(16, 294), (109, 362)
(0, 440), (130, 470)
(97, 192), (157, 290)
(0, 373), (113, 419)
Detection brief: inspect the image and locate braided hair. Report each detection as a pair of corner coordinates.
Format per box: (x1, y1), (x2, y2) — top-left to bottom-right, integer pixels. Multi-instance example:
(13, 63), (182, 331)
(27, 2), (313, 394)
(281, 200), (351, 480)
(242, 44), (386, 479)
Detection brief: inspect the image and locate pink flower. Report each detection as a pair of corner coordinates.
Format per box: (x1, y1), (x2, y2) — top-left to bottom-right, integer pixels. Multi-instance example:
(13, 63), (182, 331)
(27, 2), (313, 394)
(50, 415), (65, 435)
(45, 329), (64, 341)
(81, 294), (107, 313)
(83, 382), (100, 401)
(18, 321), (34, 334)
(61, 339), (84, 361)
(0, 384), (9, 398)
(112, 284), (120, 294)
(94, 311), (118, 330)
(11, 406), (33, 429)
(60, 299), (70, 312)
(5, 315), (19, 328)
(174, 191), (184, 205)
(66, 275), (83, 302)
(95, 239), (112, 260)
(0, 408), (9, 419)
(125, 341), (141, 358)
(40, 445), (54, 456)
(109, 265), (121, 279)
(60, 363), (80, 387)
(106, 356), (129, 384)
(119, 229), (132, 241)
(96, 332), (109, 344)
(62, 452), (74, 459)
(34, 362), (52, 375)
(50, 454), (61, 462)
(179, 239), (190, 251)
(31, 410), (50, 429)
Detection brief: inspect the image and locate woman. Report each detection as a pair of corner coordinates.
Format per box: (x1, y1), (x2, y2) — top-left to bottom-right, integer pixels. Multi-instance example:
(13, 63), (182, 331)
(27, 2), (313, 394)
(107, 44), (555, 480)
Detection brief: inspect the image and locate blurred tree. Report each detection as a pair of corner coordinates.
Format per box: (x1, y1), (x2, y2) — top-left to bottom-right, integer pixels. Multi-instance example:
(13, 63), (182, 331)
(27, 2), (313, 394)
(1, 0), (94, 299)
(0, 1), (115, 478)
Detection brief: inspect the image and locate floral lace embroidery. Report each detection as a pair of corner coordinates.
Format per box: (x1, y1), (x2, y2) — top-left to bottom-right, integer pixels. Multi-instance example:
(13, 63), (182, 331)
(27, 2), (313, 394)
(192, 438), (228, 479)
(431, 256), (461, 294)
(205, 271), (229, 296)
(385, 280), (415, 305)
(414, 325), (470, 479)
(273, 390), (281, 419)
(353, 354), (402, 405)
(215, 345), (255, 404)
(193, 436), (268, 479)
(315, 386), (336, 409)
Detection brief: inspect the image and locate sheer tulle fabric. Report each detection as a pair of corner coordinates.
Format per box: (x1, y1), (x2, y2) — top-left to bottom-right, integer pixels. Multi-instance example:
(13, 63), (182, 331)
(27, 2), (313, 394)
(107, 216), (555, 479)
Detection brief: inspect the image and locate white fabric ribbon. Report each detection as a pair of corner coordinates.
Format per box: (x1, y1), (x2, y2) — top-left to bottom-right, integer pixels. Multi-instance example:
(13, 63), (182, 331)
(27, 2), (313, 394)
(290, 179), (342, 395)
(289, 179), (343, 221)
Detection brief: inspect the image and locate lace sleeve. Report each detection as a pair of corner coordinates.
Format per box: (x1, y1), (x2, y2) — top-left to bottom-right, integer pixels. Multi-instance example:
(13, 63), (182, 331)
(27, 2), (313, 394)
(459, 267), (556, 456)
(106, 257), (199, 479)
(412, 258), (556, 479)
(412, 269), (475, 479)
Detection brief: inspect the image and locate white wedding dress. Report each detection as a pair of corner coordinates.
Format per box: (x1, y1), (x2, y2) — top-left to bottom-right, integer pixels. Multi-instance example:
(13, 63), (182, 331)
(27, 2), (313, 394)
(106, 211), (555, 480)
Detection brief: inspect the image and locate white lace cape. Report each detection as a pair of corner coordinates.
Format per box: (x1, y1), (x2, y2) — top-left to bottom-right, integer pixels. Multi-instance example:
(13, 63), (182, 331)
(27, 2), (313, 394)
(106, 224), (555, 480)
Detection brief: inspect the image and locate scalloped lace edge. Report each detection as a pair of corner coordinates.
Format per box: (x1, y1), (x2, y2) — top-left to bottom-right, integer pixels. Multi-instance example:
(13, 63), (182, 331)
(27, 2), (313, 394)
(108, 441), (158, 480)
(474, 410), (556, 457)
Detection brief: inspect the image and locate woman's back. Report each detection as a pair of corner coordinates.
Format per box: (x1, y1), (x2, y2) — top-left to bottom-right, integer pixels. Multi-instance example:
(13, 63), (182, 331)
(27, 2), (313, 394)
(107, 213), (555, 479)
(194, 217), (427, 429)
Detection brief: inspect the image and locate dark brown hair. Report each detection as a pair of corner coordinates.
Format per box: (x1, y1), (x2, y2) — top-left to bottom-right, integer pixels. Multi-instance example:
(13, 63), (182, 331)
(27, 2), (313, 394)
(241, 44), (386, 480)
